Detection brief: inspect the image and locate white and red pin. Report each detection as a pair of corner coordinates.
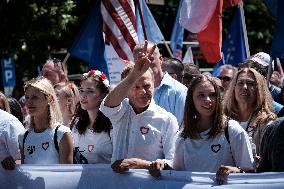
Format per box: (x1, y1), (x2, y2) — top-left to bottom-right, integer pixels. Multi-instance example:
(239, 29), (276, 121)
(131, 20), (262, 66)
(88, 145), (94, 152)
(140, 126), (149, 134)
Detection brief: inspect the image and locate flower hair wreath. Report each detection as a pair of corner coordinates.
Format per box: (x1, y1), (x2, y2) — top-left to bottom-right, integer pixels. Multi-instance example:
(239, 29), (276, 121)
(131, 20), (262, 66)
(82, 70), (110, 88)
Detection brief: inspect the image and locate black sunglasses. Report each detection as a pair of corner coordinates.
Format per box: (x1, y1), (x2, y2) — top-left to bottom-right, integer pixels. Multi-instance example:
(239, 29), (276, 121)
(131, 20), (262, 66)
(217, 76), (232, 81)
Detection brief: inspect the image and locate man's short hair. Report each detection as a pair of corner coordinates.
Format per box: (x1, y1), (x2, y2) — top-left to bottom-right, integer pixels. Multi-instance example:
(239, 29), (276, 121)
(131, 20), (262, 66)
(183, 63), (200, 76)
(120, 62), (155, 82)
(162, 57), (184, 81)
(219, 64), (237, 75)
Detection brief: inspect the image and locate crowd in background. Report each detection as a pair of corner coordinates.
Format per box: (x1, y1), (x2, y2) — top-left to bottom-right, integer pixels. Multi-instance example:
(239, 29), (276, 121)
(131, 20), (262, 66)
(1, 41), (284, 185)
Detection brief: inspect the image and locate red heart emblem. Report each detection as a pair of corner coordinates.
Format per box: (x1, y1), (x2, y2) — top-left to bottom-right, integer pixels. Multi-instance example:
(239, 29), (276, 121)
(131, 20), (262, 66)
(140, 126), (149, 134)
(42, 142), (49, 151)
(211, 144), (221, 153)
(88, 145), (94, 152)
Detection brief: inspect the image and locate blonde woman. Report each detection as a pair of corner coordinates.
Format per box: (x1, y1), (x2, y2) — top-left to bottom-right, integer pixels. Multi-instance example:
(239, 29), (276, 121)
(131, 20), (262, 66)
(54, 82), (79, 126)
(19, 76), (73, 164)
(0, 91), (10, 112)
(224, 68), (277, 155)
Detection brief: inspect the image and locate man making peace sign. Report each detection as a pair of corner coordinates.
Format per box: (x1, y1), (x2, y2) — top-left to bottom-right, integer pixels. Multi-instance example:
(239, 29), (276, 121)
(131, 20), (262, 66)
(100, 41), (179, 173)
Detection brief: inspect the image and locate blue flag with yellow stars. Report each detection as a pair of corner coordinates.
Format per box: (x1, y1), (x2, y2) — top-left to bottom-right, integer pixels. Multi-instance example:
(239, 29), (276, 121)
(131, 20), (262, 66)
(212, 4), (249, 76)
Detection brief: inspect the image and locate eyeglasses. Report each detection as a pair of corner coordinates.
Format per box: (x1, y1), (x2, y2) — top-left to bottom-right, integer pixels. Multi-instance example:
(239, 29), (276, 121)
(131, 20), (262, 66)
(183, 74), (198, 80)
(217, 76), (232, 82)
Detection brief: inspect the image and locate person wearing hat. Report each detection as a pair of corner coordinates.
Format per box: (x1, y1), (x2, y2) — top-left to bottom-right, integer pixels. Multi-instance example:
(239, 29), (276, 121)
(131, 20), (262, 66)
(239, 52), (284, 117)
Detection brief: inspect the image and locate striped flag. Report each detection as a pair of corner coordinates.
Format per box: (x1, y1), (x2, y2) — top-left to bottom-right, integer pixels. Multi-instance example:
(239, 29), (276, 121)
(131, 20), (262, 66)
(101, 0), (138, 61)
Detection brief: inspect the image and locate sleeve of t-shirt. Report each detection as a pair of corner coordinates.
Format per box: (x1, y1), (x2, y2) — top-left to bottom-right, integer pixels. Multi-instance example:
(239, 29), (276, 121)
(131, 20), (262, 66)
(228, 120), (254, 169)
(173, 135), (185, 171)
(161, 115), (179, 167)
(99, 97), (128, 125)
(4, 119), (25, 160)
(57, 125), (72, 145)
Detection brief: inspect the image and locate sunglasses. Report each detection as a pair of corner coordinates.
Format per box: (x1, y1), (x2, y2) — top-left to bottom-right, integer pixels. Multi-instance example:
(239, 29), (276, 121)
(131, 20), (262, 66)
(217, 76), (232, 82)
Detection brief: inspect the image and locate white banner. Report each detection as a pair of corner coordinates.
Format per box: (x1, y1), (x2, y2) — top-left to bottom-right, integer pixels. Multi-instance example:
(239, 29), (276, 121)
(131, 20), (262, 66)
(1, 164), (284, 189)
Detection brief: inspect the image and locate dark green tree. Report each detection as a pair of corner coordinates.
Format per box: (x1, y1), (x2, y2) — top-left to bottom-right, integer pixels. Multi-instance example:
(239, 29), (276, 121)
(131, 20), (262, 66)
(0, 0), (276, 94)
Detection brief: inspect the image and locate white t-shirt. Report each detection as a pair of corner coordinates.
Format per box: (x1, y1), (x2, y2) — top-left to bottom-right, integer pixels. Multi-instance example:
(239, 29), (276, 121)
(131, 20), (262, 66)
(19, 124), (71, 164)
(100, 98), (179, 166)
(72, 127), (112, 164)
(0, 110), (25, 161)
(173, 120), (254, 172)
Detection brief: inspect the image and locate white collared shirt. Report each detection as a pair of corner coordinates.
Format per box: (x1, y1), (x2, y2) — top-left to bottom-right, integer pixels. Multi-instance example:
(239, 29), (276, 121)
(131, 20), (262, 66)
(100, 98), (179, 166)
(0, 110), (25, 161)
(154, 72), (187, 128)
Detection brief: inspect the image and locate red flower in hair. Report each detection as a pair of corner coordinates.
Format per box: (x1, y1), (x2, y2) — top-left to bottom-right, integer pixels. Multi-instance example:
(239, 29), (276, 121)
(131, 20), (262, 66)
(101, 73), (107, 80)
(88, 70), (95, 75)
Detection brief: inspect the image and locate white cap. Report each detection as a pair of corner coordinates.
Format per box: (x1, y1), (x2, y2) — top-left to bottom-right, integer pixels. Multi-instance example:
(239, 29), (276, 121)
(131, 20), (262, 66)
(249, 52), (274, 69)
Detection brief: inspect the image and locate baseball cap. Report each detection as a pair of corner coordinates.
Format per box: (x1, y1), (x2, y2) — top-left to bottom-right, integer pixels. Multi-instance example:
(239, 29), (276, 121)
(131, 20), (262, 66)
(248, 52), (274, 69)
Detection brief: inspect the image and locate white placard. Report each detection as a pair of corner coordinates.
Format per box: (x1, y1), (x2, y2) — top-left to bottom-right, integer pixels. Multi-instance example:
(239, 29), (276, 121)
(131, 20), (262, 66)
(105, 44), (127, 87)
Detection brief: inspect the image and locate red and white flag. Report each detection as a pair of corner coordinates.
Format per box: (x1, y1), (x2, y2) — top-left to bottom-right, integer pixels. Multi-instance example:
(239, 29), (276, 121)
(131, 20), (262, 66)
(180, 0), (218, 33)
(101, 0), (138, 61)
(180, 0), (241, 64)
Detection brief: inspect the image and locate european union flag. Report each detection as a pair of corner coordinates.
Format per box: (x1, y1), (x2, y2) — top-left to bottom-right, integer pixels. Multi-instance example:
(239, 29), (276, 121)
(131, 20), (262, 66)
(69, 0), (109, 77)
(135, 0), (164, 43)
(212, 4), (249, 76)
(170, 0), (184, 60)
(263, 0), (284, 58)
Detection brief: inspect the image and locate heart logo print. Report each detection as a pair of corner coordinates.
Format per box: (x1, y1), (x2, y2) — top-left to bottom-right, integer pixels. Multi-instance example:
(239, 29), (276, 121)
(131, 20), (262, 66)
(88, 145), (94, 152)
(42, 142), (49, 151)
(140, 126), (149, 134)
(211, 144), (221, 153)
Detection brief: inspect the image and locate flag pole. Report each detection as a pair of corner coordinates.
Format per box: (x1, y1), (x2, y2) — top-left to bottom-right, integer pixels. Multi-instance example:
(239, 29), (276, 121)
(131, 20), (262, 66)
(62, 53), (70, 65)
(136, 0), (147, 40)
(62, 52), (70, 74)
(163, 40), (174, 58)
(240, 1), (250, 57)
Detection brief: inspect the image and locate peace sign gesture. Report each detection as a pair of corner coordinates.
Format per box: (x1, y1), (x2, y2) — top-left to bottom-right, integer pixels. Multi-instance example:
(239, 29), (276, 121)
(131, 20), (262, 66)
(132, 41), (157, 77)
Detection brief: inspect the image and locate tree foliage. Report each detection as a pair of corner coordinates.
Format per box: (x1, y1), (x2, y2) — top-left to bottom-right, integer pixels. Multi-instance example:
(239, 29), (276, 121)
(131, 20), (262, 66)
(0, 0), (276, 92)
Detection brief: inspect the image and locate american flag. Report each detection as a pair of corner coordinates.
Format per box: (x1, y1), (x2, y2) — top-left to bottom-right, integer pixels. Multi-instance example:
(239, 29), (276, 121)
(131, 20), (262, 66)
(101, 0), (138, 61)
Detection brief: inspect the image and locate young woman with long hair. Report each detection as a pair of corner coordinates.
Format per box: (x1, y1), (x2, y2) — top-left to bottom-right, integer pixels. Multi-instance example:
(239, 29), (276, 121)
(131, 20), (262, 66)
(19, 76), (73, 164)
(150, 75), (254, 184)
(70, 70), (112, 164)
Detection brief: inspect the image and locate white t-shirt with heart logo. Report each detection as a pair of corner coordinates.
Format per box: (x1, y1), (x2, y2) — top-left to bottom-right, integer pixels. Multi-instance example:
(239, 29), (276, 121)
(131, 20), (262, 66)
(72, 127), (112, 164)
(173, 120), (254, 172)
(19, 124), (71, 164)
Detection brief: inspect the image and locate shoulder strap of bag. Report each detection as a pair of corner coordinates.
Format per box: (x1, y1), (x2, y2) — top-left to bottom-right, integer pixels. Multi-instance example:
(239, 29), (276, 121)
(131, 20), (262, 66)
(53, 125), (61, 153)
(224, 120), (230, 144)
(23, 130), (29, 151)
